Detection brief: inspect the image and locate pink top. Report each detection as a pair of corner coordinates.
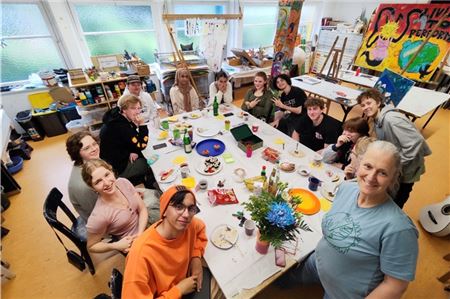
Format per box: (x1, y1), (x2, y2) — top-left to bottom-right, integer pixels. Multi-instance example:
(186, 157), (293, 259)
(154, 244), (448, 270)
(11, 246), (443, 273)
(86, 178), (141, 238)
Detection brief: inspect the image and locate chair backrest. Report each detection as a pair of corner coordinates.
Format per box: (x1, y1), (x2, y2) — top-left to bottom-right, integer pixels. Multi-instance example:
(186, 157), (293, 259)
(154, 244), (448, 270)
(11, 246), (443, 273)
(43, 187), (82, 246)
(109, 268), (123, 299)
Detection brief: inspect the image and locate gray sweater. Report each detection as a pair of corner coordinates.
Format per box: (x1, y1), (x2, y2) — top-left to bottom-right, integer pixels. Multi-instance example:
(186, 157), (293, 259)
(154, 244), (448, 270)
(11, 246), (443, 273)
(68, 166), (97, 221)
(375, 105), (432, 183)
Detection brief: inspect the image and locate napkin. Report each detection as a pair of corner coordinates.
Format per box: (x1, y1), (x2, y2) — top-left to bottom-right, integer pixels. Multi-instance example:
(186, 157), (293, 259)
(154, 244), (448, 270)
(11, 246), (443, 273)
(182, 177), (196, 188)
(274, 138), (285, 144)
(319, 198), (332, 212)
(172, 156), (187, 165)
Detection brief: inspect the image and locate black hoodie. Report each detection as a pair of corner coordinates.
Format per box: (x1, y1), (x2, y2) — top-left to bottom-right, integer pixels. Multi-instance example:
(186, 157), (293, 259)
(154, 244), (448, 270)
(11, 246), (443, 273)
(99, 107), (149, 174)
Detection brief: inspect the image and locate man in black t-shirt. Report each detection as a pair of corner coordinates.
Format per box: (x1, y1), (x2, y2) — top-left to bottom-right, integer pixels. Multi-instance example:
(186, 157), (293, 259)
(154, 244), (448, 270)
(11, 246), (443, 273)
(292, 97), (342, 152)
(270, 74), (307, 136)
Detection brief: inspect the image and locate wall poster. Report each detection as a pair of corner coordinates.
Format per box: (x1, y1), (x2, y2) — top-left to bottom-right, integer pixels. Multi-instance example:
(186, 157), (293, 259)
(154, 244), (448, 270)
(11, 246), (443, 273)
(355, 4), (450, 82)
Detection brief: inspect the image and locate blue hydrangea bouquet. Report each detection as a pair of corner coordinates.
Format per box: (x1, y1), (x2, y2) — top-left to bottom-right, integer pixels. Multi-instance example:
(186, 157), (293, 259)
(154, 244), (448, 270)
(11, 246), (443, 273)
(243, 182), (311, 249)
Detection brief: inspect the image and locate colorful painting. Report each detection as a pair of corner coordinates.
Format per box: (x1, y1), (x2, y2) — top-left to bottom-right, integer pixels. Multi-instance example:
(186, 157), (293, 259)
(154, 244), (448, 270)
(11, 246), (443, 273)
(355, 4), (450, 82)
(271, 0), (303, 77)
(374, 69), (415, 107)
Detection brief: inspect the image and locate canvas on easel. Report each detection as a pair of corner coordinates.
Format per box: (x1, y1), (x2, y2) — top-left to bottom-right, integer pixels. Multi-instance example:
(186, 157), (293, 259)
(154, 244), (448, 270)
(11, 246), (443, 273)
(374, 69), (415, 107)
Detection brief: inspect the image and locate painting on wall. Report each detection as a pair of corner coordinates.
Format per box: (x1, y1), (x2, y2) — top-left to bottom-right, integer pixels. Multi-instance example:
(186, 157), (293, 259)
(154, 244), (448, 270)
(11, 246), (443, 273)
(355, 3), (450, 82)
(271, 0), (303, 77)
(374, 69), (415, 107)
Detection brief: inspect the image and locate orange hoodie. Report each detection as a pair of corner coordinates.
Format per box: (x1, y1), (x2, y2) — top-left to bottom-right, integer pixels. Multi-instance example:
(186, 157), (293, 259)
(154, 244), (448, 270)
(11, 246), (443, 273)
(122, 217), (207, 299)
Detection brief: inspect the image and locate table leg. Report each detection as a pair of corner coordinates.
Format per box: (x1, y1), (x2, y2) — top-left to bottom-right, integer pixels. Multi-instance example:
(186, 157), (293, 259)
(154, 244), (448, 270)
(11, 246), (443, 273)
(422, 105), (440, 129)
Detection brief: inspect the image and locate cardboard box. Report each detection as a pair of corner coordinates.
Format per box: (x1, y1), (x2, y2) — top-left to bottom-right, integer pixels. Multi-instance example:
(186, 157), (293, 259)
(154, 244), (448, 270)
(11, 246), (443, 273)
(230, 124), (263, 152)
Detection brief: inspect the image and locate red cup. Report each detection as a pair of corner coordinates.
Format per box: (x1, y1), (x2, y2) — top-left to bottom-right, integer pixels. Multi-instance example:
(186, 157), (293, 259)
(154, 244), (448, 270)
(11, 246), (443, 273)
(252, 124), (259, 133)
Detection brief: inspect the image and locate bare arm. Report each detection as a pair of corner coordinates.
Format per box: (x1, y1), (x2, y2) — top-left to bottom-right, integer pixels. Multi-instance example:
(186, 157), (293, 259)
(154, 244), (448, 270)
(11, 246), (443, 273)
(292, 130), (300, 141)
(136, 192), (148, 235)
(87, 232), (134, 253)
(366, 275), (409, 299)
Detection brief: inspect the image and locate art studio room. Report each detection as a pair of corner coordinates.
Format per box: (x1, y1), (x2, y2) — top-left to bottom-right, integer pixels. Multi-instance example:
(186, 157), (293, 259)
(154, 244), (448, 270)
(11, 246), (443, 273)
(1, 0), (450, 298)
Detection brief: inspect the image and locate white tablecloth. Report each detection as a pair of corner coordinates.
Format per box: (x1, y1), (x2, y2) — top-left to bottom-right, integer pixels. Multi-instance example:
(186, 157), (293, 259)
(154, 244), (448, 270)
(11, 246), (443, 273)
(142, 105), (341, 298)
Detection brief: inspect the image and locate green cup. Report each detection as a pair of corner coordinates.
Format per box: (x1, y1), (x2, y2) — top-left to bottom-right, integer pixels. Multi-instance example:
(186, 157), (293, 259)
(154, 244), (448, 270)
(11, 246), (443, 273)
(173, 128), (180, 140)
(161, 120), (169, 130)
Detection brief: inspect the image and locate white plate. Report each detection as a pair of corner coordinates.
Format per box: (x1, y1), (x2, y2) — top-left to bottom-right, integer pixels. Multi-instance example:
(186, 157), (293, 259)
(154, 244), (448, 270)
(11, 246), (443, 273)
(211, 225), (238, 250)
(320, 185), (337, 202)
(196, 157), (223, 176)
(187, 112), (201, 119)
(196, 126), (220, 137)
(156, 168), (178, 184)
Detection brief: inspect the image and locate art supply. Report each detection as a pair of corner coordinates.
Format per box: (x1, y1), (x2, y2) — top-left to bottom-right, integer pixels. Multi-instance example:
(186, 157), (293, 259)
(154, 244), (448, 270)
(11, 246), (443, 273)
(198, 179), (208, 190)
(252, 123), (259, 133)
(355, 67), (361, 76)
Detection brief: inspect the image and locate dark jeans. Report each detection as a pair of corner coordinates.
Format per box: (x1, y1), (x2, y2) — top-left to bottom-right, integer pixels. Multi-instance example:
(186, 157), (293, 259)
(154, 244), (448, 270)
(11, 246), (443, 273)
(276, 252), (330, 299)
(394, 182), (414, 209)
(277, 116), (300, 137)
(182, 267), (212, 299)
(119, 157), (156, 189)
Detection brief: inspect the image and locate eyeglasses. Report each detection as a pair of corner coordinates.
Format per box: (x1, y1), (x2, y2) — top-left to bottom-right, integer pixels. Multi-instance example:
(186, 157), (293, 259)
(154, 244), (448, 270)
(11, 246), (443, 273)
(171, 203), (200, 216)
(81, 142), (98, 152)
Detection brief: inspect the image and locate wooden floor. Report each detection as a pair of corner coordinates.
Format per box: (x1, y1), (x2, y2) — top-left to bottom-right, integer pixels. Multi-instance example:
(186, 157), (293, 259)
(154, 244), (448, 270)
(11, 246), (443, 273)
(2, 87), (449, 299)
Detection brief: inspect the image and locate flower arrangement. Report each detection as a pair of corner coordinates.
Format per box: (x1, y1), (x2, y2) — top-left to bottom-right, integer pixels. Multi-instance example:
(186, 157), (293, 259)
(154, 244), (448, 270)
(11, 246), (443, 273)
(242, 182), (311, 249)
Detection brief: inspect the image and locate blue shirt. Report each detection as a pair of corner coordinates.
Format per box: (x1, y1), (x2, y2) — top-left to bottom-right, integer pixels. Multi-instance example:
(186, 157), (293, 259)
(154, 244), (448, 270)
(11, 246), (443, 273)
(316, 181), (418, 299)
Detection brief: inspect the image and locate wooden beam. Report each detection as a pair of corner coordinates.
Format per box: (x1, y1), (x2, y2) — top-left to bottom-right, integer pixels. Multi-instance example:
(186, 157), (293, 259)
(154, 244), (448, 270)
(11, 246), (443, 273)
(162, 13), (242, 21)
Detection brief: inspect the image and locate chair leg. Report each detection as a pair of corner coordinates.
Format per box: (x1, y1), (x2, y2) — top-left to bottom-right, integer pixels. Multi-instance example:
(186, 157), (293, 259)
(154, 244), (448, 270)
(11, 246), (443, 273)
(80, 246), (95, 275)
(1, 262), (16, 280)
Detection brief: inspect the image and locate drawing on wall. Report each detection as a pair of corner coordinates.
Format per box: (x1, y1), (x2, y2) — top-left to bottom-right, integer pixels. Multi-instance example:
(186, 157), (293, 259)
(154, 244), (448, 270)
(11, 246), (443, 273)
(355, 3), (450, 82)
(374, 69), (415, 107)
(271, 0), (303, 77)
(199, 19), (229, 72)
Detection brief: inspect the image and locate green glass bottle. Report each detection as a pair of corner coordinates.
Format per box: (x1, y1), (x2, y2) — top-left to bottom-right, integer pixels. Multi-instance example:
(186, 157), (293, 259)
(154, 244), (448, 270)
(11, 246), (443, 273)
(213, 96), (219, 116)
(183, 129), (192, 154)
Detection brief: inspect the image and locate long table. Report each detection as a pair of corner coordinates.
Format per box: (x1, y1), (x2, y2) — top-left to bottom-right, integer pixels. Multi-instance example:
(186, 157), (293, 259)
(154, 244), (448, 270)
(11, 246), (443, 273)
(291, 75), (361, 122)
(142, 106), (342, 298)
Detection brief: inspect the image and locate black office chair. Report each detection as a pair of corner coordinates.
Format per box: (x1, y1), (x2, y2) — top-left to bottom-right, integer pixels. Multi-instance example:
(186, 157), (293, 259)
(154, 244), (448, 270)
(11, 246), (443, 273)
(109, 268), (123, 299)
(43, 187), (95, 275)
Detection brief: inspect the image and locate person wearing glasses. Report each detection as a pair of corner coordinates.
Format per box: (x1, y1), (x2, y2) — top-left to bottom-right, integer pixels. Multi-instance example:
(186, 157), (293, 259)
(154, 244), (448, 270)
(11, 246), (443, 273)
(100, 94), (155, 188)
(123, 185), (214, 299)
(81, 159), (148, 254)
(66, 131), (100, 222)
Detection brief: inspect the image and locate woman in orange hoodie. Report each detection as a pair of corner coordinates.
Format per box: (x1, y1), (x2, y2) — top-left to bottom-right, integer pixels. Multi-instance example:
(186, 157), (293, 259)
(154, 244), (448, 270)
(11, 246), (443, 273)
(122, 185), (208, 298)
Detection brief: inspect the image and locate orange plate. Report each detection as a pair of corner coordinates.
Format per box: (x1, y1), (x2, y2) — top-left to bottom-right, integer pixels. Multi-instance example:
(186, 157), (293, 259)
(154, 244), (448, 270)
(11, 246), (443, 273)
(289, 188), (321, 215)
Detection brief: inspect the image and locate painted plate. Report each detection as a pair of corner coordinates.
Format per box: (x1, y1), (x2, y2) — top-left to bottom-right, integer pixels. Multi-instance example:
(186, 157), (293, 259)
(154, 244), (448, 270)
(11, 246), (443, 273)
(289, 188), (321, 215)
(196, 139), (226, 157)
(156, 168), (178, 184)
(211, 225), (238, 250)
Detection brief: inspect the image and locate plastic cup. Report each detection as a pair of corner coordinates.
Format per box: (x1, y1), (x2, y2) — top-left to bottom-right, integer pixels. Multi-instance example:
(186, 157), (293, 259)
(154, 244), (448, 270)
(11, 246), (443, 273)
(244, 219), (256, 236)
(225, 120), (231, 131)
(308, 177), (321, 191)
(173, 128), (180, 140)
(161, 120), (169, 130)
(252, 123), (259, 133)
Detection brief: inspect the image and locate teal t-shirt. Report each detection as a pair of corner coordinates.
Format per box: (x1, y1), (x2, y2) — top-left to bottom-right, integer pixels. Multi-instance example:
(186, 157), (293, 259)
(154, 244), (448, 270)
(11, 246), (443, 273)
(316, 181), (418, 299)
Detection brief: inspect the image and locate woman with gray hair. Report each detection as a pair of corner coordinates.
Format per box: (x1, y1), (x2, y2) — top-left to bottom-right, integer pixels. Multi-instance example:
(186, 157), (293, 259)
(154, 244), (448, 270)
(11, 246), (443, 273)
(280, 140), (418, 299)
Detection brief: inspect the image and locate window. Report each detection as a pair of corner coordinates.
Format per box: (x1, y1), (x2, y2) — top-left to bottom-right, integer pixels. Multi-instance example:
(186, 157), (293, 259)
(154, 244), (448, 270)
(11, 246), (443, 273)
(173, 4), (226, 51)
(242, 5), (277, 49)
(1, 3), (66, 83)
(74, 4), (157, 63)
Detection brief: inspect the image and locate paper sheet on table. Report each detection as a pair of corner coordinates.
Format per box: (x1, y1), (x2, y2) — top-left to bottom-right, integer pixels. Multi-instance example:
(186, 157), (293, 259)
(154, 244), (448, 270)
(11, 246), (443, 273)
(274, 138), (285, 144)
(182, 177), (196, 188)
(319, 198), (332, 212)
(215, 114), (225, 120)
(172, 156), (186, 165)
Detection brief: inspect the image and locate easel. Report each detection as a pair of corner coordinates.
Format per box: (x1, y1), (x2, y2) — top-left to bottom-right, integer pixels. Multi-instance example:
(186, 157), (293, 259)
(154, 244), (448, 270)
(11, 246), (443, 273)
(318, 36), (347, 114)
(161, 1), (242, 109)
(319, 36), (348, 80)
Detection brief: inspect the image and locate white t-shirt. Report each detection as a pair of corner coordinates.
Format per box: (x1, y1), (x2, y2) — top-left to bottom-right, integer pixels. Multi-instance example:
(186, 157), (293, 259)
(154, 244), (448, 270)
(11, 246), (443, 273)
(209, 81), (233, 105)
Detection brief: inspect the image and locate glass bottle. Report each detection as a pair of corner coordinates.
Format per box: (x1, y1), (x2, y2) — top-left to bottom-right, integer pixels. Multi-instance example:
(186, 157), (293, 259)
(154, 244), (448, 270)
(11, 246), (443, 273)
(183, 129), (192, 154)
(213, 96), (219, 116)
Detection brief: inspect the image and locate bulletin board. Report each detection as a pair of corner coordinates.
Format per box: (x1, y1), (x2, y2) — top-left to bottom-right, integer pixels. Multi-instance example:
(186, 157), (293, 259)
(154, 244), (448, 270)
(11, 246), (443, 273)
(355, 3), (450, 82)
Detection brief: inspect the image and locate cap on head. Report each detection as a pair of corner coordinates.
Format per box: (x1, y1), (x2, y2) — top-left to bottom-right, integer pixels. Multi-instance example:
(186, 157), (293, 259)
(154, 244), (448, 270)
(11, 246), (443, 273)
(127, 75), (141, 85)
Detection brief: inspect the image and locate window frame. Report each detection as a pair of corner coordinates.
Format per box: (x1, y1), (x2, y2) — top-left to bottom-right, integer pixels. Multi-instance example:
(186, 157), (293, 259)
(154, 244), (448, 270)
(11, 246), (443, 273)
(0, 0), (70, 85)
(69, 0), (159, 64)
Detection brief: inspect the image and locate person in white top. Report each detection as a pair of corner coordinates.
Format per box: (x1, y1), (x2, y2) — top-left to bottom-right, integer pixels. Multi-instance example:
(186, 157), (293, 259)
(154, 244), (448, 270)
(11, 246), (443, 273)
(170, 69), (200, 115)
(209, 70), (233, 105)
(123, 75), (162, 124)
